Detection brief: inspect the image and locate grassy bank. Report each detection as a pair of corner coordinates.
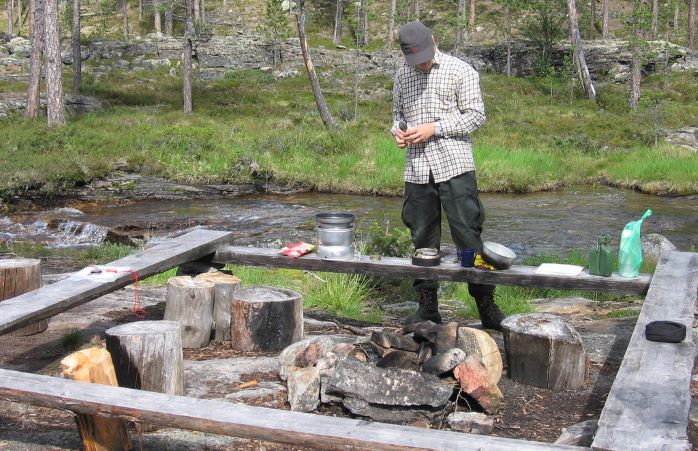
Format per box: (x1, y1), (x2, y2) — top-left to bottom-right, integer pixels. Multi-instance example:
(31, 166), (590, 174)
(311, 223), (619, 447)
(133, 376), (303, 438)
(1, 64), (697, 199)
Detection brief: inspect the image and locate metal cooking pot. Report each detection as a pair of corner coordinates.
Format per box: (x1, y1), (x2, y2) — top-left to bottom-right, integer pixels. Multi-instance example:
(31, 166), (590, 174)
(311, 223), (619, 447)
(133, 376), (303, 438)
(316, 227), (354, 247)
(315, 213), (356, 229)
(482, 241), (516, 269)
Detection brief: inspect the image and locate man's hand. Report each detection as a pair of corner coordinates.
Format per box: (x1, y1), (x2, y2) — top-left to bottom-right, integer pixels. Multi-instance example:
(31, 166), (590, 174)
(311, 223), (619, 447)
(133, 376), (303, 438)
(403, 123), (436, 144)
(394, 130), (408, 148)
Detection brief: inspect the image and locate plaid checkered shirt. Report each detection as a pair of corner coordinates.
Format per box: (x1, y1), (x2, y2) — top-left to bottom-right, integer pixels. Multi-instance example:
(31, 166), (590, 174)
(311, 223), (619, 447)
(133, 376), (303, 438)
(392, 49), (486, 184)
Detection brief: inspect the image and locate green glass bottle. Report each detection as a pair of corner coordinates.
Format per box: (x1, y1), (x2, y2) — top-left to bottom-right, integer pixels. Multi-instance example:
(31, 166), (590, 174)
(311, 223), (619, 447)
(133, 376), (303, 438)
(589, 235), (613, 277)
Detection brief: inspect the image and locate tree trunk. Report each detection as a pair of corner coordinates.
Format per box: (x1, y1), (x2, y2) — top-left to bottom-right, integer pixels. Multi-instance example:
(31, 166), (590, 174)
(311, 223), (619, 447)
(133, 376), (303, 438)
(651, 0), (659, 38)
(358, 0), (368, 46)
(505, 6), (512, 76)
(690, 0), (696, 50)
(61, 347), (133, 451)
(231, 286), (304, 352)
(590, 0), (596, 38)
(469, 0), (476, 29)
(332, 0), (343, 45)
(183, 0), (194, 113)
(200, 0), (205, 24)
(105, 321), (184, 395)
(72, 0), (81, 94)
(502, 314), (587, 391)
(296, 0), (336, 128)
(629, 40), (642, 111)
(138, 0), (142, 21)
(193, 0), (199, 21)
(195, 273), (241, 342)
(44, 0), (65, 126)
(413, 0), (419, 20)
(386, 0), (395, 47)
(602, 0), (609, 38)
(455, 0), (467, 53)
(567, 0), (596, 100)
(0, 259), (48, 335)
(17, 0), (22, 34)
(674, 3), (680, 36)
(165, 7), (173, 35)
(7, 0), (14, 35)
(164, 276), (215, 348)
(122, 0), (129, 39)
(26, 0), (44, 119)
(153, 0), (161, 33)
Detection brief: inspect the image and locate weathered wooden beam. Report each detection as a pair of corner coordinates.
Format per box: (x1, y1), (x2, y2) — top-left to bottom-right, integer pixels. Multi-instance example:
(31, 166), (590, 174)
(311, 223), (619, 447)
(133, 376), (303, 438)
(213, 246), (651, 295)
(0, 368), (585, 451)
(592, 251), (698, 451)
(0, 229), (234, 336)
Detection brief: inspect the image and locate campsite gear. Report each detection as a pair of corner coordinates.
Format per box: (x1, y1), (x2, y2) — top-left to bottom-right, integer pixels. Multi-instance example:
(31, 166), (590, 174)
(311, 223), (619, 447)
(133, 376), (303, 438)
(618, 209), (652, 278)
(458, 248), (476, 267)
(645, 321), (686, 343)
(589, 235), (613, 277)
(316, 213), (355, 259)
(412, 248), (441, 267)
(279, 242), (316, 259)
(482, 241), (516, 270)
(405, 288), (441, 324)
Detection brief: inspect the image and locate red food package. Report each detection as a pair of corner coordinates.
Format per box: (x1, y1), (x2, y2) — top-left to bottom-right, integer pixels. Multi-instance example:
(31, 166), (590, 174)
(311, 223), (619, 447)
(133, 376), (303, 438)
(278, 242), (316, 259)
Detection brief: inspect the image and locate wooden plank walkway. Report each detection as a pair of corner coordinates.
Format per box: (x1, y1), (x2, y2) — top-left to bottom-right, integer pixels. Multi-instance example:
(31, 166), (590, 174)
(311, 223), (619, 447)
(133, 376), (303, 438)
(0, 228), (234, 336)
(213, 246), (651, 295)
(592, 251), (698, 451)
(0, 368), (586, 451)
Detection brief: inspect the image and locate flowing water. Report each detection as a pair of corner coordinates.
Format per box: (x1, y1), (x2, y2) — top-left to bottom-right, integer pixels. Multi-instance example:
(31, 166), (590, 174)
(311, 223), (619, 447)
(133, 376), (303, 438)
(1, 186), (696, 258)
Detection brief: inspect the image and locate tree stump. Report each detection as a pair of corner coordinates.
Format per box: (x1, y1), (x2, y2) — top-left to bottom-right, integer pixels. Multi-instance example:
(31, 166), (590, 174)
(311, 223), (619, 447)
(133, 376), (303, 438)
(105, 321), (184, 395)
(231, 286), (304, 352)
(61, 347), (132, 451)
(0, 258), (48, 335)
(195, 273), (241, 341)
(502, 313), (587, 391)
(164, 276), (215, 348)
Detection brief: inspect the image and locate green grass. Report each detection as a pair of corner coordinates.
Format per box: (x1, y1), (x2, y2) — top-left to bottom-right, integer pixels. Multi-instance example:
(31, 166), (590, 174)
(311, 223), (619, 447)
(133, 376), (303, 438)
(0, 242), (136, 268)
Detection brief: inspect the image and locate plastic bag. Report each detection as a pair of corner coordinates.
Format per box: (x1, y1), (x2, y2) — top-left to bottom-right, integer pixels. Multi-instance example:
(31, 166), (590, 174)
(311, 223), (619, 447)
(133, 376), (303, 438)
(618, 209), (652, 278)
(278, 241), (316, 259)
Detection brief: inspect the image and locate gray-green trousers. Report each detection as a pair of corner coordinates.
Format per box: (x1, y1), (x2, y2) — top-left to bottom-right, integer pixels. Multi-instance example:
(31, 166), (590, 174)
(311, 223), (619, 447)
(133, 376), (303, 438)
(402, 170), (493, 297)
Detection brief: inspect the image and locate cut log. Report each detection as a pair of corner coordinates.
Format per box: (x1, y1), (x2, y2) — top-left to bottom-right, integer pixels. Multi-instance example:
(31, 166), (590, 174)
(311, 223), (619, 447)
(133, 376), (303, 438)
(0, 258), (47, 335)
(105, 321), (184, 395)
(195, 273), (241, 341)
(164, 276), (215, 348)
(502, 313), (587, 391)
(231, 286), (303, 352)
(60, 347), (132, 451)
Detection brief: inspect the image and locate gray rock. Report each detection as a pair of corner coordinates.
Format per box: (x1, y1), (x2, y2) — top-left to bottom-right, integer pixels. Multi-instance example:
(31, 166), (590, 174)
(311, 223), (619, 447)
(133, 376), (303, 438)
(7, 37), (31, 58)
(223, 381), (286, 403)
(421, 348), (466, 375)
(554, 419), (598, 446)
(376, 350), (419, 371)
(641, 233), (676, 263)
(183, 356), (279, 398)
(342, 396), (444, 423)
(666, 127), (698, 152)
(327, 358), (452, 408)
(287, 367), (320, 412)
(278, 335), (363, 380)
(447, 411), (494, 434)
(370, 330), (420, 352)
(320, 373), (343, 404)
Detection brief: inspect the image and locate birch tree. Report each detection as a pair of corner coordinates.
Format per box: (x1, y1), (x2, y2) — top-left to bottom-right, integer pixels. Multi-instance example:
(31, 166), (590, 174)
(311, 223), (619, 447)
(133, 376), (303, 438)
(651, 0), (659, 37)
(153, 0), (161, 32)
(72, 0), (81, 94)
(296, 0), (336, 128)
(183, 0), (194, 113)
(689, 0), (696, 49)
(386, 0), (396, 47)
(122, 0), (129, 39)
(567, 0), (596, 100)
(358, 0), (368, 47)
(493, 0), (524, 76)
(26, 0), (44, 119)
(469, 0), (476, 28)
(628, 0), (651, 111)
(455, 0), (467, 53)
(165, 3), (173, 35)
(6, 0), (14, 34)
(44, 0), (65, 126)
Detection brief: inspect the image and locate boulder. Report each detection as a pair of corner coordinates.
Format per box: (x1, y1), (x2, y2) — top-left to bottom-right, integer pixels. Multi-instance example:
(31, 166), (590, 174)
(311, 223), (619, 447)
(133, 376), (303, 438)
(7, 37), (31, 58)
(554, 419), (598, 446)
(370, 330), (420, 352)
(287, 367), (320, 412)
(666, 127), (698, 152)
(376, 350), (419, 371)
(453, 356), (503, 414)
(447, 412), (494, 434)
(641, 233), (676, 263)
(278, 335), (363, 380)
(327, 359), (452, 408)
(457, 327), (503, 385)
(294, 342), (322, 368)
(342, 396), (444, 423)
(421, 348), (466, 375)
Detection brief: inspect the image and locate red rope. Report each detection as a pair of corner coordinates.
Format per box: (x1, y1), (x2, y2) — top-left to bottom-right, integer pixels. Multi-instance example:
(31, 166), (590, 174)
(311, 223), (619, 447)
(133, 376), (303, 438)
(92, 265), (146, 319)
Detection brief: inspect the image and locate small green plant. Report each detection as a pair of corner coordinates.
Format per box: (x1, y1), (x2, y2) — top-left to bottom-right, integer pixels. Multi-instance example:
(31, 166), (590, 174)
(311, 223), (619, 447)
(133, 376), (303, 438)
(304, 272), (379, 321)
(60, 329), (84, 350)
(360, 220), (413, 258)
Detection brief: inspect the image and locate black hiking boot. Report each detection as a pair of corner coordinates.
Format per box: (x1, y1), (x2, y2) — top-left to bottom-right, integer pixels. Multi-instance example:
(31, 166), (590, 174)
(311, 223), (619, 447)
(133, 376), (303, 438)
(470, 284), (505, 331)
(405, 288), (442, 325)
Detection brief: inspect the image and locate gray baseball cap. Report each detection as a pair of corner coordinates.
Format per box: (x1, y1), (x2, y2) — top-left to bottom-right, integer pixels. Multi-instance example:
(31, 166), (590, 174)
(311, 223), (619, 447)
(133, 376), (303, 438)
(398, 21), (434, 66)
